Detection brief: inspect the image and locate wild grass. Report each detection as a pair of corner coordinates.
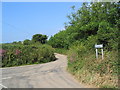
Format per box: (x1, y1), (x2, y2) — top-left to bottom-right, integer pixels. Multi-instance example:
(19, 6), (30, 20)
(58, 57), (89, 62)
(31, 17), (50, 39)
(67, 48), (118, 88)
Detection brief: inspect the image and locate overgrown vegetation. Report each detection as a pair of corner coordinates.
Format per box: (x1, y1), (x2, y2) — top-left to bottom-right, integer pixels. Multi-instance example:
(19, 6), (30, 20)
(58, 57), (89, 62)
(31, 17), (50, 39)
(67, 46), (118, 88)
(1, 34), (56, 67)
(1, 2), (119, 88)
(48, 2), (119, 50)
(48, 2), (119, 88)
(54, 48), (68, 55)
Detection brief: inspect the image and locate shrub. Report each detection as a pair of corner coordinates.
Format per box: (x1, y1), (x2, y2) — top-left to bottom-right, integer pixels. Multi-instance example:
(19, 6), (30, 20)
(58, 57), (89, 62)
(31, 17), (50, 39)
(68, 43), (87, 64)
(2, 44), (56, 67)
(54, 48), (68, 55)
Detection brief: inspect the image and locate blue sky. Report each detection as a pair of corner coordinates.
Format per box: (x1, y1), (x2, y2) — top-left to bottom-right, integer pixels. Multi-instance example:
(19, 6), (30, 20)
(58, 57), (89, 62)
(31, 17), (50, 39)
(2, 2), (82, 43)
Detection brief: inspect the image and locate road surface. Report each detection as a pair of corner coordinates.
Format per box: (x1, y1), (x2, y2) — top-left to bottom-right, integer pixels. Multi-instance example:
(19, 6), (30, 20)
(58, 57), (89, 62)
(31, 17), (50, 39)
(1, 53), (85, 88)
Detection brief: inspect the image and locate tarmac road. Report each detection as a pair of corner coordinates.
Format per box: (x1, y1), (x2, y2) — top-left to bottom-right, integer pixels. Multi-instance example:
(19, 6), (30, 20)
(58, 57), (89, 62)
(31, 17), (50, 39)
(1, 53), (85, 88)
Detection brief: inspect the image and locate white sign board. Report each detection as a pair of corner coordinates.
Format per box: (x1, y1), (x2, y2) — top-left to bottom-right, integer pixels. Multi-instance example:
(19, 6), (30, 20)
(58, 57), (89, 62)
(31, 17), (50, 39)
(95, 44), (104, 60)
(95, 44), (103, 48)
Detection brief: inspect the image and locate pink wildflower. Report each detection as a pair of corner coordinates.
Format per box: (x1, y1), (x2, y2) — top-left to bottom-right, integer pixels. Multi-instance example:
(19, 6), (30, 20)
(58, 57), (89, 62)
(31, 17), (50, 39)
(0, 49), (6, 56)
(15, 49), (21, 55)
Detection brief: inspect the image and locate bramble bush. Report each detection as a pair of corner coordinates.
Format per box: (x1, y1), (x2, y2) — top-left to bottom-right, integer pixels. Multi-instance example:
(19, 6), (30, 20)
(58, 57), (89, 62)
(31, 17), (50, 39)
(1, 44), (56, 67)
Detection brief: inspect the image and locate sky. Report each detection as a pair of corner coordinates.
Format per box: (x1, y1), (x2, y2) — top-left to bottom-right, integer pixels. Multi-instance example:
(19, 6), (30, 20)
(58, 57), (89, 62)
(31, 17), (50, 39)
(2, 2), (83, 43)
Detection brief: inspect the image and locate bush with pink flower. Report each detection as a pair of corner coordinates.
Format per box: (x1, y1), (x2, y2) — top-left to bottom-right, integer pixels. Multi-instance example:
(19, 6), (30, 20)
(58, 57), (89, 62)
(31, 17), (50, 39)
(1, 44), (56, 67)
(0, 49), (6, 56)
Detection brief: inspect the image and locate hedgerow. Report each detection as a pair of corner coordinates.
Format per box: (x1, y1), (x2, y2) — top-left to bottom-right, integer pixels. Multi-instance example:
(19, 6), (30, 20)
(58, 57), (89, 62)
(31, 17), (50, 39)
(1, 44), (56, 67)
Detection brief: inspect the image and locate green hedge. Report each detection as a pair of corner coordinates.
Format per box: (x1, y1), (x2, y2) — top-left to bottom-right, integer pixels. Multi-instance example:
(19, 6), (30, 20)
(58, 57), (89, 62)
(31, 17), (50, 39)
(1, 44), (56, 67)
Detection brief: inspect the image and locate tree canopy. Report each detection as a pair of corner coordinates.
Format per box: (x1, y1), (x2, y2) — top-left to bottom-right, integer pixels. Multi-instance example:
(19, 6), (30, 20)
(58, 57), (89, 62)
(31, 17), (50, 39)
(48, 2), (119, 50)
(23, 39), (31, 45)
(32, 34), (48, 44)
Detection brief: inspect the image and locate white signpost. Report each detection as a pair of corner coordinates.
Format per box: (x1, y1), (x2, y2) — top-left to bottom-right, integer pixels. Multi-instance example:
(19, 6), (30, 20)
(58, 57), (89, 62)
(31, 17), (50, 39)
(95, 44), (104, 60)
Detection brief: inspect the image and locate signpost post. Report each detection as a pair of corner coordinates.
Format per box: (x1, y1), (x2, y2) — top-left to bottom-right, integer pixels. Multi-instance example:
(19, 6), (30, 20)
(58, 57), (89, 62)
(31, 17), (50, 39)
(95, 44), (103, 60)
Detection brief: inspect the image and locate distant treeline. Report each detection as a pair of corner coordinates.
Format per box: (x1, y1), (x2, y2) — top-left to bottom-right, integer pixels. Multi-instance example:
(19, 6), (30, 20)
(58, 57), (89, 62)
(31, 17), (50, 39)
(11, 34), (48, 45)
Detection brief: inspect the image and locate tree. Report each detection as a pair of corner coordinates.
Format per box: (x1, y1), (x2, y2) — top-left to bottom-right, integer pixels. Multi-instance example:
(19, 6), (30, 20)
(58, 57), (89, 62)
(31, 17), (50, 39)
(41, 35), (48, 44)
(32, 34), (48, 44)
(12, 41), (22, 44)
(48, 30), (69, 49)
(48, 2), (119, 50)
(12, 41), (17, 44)
(23, 39), (31, 45)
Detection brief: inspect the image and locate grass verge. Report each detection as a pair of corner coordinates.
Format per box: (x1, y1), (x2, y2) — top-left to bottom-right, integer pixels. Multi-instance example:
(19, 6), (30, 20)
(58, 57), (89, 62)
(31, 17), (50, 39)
(67, 49), (118, 88)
